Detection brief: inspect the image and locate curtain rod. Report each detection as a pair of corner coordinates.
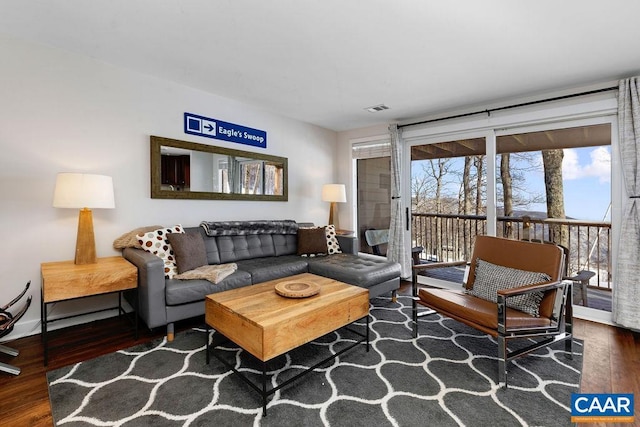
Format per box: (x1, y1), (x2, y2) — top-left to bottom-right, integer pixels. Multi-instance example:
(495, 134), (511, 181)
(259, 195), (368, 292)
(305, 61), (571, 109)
(398, 86), (618, 129)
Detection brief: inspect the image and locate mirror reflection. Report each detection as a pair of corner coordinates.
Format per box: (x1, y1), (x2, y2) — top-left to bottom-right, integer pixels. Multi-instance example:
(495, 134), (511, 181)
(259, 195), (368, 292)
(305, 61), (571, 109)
(151, 136), (287, 201)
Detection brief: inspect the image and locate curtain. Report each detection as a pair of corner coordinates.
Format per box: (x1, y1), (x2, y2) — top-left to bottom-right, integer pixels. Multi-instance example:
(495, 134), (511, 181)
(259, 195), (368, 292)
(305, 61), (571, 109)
(387, 124), (411, 278)
(614, 76), (640, 329)
(227, 156), (240, 193)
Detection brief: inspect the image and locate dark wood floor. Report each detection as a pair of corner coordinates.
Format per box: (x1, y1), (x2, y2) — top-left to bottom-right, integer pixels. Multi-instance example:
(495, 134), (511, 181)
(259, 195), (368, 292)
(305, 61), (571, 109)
(1, 282), (638, 427)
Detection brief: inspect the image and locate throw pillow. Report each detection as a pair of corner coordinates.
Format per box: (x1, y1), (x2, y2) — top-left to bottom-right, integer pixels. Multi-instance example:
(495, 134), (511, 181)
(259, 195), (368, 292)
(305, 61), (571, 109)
(166, 232), (208, 274)
(137, 225), (185, 279)
(297, 227), (328, 257)
(325, 224), (342, 254)
(468, 258), (550, 317)
(113, 225), (163, 249)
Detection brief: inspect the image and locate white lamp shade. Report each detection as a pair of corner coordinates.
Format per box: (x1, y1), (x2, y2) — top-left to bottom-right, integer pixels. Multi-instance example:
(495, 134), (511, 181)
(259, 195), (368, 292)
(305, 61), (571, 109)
(321, 184), (347, 203)
(53, 173), (115, 209)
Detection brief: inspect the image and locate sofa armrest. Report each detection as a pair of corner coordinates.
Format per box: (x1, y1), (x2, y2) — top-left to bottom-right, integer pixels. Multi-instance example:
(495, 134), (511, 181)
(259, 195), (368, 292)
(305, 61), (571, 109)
(337, 235), (358, 255)
(122, 247), (168, 329)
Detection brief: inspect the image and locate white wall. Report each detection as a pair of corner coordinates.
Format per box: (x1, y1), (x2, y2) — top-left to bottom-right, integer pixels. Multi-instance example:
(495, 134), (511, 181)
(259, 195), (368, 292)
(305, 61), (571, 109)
(0, 34), (337, 338)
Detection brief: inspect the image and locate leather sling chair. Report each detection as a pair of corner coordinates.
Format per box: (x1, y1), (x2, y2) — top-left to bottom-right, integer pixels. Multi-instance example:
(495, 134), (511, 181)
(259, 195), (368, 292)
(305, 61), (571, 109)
(412, 236), (573, 386)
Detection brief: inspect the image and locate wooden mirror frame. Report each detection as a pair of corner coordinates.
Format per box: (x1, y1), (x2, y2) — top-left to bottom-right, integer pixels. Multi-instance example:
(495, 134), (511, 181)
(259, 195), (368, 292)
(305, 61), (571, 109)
(150, 135), (288, 201)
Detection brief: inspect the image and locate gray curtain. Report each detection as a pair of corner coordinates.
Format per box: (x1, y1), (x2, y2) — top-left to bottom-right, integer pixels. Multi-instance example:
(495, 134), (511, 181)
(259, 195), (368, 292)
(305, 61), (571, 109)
(614, 76), (640, 329)
(227, 156), (240, 193)
(387, 124), (411, 278)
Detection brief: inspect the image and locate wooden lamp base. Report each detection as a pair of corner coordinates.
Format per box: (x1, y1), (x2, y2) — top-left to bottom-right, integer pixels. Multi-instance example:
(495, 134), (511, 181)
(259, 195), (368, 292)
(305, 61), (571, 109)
(75, 208), (97, 265)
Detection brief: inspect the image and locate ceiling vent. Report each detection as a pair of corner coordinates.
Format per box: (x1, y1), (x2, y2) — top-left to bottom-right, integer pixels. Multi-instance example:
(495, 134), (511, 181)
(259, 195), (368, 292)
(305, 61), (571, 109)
(364, 104), (390, 113)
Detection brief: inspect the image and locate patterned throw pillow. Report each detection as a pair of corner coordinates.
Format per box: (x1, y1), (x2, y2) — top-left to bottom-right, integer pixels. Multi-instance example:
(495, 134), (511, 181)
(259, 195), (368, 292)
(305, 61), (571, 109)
(137, 225), (185, 279)
(467, 258), (550, 317)
(325, 225), (342, 254)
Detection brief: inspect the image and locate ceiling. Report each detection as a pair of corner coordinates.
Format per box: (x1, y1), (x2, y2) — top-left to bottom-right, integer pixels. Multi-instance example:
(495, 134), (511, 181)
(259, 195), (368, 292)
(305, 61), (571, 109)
(1, 1), (640, 132)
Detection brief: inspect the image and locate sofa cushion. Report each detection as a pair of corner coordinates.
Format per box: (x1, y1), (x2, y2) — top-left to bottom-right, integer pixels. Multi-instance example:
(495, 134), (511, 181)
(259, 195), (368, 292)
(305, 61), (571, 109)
(137, 225), (185, 279)
(237, 256), (309, 283)
(468, 258), (549, 317)
(166, 232), (208, 273)
(307, 254), (401, 288)
(297, 227), (328, 256)
(217, 234), (276, 263)
(165, 270), (252, 305)
(273, 234), (298, 256)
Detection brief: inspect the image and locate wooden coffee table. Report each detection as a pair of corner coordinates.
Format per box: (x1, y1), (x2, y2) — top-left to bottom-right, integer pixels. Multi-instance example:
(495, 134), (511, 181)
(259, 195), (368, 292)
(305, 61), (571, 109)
(205, 272), (370, 416)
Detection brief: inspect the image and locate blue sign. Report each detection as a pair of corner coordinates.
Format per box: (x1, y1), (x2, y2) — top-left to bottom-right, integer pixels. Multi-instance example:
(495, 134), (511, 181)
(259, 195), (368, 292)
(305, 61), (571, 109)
(184, 112), (267, 148)
(571, 393), (634, 423)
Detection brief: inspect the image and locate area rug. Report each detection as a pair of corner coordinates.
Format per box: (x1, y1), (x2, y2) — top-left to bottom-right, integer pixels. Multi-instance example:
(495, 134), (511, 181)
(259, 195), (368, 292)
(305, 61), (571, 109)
(47, 296), (583, 426)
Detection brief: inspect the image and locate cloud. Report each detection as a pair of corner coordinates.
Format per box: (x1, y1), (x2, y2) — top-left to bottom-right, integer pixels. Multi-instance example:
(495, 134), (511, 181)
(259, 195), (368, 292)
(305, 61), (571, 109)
(562, 147), (610, 183)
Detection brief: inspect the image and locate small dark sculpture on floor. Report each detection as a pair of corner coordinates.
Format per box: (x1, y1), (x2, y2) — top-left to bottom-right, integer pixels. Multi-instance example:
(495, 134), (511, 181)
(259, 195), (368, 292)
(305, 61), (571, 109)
(0, 281), (32, 375)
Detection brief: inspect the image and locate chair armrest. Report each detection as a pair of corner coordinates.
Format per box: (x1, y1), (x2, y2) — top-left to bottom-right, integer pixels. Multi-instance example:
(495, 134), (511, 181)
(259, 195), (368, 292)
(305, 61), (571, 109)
(497, 280), (568, 334)
(497, 280), (565, 298)
(412, 260), (468, 272)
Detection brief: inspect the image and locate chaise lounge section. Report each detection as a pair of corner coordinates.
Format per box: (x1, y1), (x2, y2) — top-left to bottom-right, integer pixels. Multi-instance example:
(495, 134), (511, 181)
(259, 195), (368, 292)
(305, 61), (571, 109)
(123, 220), (401, 340)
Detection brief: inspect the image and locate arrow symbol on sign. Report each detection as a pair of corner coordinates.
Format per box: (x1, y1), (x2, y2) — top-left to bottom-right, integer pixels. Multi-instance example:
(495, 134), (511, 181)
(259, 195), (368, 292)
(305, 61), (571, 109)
(204, 124), (214, 132)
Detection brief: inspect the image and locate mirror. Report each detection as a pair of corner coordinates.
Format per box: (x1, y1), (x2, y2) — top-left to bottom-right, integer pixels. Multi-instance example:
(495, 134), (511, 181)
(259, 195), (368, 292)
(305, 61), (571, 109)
(150, 135), (288, 201)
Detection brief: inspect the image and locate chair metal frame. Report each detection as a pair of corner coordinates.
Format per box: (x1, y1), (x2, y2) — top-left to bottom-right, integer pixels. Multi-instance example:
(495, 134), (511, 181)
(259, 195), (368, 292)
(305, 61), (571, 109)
(0, 281), (32, 376)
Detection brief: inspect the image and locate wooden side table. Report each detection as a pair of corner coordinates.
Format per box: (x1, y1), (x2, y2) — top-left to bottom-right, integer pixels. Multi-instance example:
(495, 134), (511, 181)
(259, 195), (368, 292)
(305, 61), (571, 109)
(41, 256), (138, 366)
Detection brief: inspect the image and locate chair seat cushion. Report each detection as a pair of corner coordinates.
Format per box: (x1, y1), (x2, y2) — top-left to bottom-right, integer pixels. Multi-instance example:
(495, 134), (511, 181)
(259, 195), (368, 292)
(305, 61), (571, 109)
(418, 288), (552, 332)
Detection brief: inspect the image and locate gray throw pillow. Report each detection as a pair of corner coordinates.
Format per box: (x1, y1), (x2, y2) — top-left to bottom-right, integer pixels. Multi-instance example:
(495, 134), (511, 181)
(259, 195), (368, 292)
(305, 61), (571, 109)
(166, 232), (208, 274)
(467, 258), (550, 317)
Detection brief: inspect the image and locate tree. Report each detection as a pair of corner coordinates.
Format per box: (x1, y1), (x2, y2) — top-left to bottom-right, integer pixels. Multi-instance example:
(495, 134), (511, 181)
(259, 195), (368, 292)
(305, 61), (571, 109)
(461, 156), (473, 215)
(474, 156), (485, 215)
(500, 153), (514, 237)
(541, 149), (568, 247)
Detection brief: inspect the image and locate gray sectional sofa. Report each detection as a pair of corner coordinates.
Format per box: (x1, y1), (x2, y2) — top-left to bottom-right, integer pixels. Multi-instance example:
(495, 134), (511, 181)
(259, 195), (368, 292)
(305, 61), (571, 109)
(123, 220), (401, 340)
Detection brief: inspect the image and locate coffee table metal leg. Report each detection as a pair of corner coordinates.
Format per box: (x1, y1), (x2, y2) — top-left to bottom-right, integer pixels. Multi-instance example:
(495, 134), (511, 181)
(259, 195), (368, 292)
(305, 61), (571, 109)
(366, 315), (370, 352)
(206, 313), (369, 416)
(262, 362), (268, 416)
(205, 325), (210, 365)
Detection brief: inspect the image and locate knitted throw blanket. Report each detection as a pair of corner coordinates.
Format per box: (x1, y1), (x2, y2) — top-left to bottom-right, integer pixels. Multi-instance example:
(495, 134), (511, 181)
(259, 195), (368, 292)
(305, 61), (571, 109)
(173, 263), (237, 284)
(200, 220), (298, 236)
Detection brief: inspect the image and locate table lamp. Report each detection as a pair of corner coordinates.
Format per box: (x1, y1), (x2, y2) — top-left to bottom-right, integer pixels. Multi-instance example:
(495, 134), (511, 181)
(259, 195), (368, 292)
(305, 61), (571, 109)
(321, 184), (346, 227)
(53, 173), (115, 264)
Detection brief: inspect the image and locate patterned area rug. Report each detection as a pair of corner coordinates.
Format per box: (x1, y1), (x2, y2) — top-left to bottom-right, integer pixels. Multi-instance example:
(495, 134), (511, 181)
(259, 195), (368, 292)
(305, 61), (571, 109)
(47, 296), (583, 426)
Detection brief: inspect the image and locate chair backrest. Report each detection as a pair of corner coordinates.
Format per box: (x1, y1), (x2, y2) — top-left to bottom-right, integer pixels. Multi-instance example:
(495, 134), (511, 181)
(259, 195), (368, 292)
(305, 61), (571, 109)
(364, 229), (389, 247)
(364, 229), (389, 256)
(466, 236), (565, 318)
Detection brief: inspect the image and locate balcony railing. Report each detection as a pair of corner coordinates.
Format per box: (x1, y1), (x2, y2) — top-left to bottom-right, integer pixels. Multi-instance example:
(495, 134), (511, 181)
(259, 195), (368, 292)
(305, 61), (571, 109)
(411, 212), (612, 290)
